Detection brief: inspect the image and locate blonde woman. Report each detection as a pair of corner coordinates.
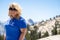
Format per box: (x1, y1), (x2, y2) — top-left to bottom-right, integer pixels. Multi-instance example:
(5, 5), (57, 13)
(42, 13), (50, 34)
(4, 3), (27, 40)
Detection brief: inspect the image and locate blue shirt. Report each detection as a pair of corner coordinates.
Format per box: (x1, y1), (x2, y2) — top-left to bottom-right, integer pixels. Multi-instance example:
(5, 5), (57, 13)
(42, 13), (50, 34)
(5, 17), (27, 40)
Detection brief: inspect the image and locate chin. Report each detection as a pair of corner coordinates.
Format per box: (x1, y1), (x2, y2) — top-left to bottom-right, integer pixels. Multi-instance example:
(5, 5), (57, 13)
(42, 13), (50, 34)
(10, 17), (14, 19)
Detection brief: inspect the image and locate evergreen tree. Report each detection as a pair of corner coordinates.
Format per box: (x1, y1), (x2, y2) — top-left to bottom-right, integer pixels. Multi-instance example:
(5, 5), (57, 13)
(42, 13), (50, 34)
(38, 31), (41, 39)
(41, 31), (49, 38)
(52, 20), (58, 35)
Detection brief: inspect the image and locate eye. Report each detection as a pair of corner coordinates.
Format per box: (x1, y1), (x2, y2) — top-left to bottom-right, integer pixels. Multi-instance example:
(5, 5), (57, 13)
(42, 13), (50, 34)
(9, 8), (17, 11)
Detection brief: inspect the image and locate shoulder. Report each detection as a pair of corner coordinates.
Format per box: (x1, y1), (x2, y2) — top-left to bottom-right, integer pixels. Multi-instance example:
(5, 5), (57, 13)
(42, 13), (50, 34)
(18, 16), (27, 25)
(19, 16), (26, 22)
(18, 16), (27, 28)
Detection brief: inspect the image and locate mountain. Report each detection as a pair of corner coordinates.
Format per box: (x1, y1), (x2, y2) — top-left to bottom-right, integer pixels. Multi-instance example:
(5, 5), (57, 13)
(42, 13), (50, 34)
(28, 19), (34, 25)
(28, 15), (60, 37)
(27, 15), (60, 40)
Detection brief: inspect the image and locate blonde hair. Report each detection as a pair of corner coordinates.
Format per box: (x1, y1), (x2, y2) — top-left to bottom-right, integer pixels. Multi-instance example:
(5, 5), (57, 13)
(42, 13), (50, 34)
(9, 2), (22, 14)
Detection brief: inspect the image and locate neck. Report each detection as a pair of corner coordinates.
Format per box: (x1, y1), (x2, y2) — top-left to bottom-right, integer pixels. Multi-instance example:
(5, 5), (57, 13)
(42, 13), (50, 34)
(16, 16), (20, 20)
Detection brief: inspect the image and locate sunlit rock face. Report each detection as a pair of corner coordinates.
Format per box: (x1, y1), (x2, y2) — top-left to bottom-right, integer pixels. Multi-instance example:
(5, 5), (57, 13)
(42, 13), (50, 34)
(37, 20), (55, 36)
(35, 15), (60, 36)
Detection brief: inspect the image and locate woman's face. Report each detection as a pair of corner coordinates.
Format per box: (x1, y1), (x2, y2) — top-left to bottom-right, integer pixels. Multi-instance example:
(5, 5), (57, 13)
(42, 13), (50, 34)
(9, 8), (18, 18)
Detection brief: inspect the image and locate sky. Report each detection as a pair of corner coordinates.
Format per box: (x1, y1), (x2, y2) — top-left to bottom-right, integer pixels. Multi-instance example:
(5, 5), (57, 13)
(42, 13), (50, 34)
(0, 0), (60, 23)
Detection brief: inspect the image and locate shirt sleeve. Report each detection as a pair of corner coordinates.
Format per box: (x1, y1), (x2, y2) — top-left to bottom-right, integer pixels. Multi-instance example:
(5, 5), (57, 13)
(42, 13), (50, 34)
(18, 19), (27, 29)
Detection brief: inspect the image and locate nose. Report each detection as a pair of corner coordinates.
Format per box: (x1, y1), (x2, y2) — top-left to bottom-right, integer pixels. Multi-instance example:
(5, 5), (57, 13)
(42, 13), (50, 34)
(11, 11), (15, 14)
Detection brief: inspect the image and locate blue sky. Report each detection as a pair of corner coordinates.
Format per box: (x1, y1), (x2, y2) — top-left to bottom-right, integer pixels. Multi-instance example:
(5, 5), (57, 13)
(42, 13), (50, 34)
(0, 0), (60, 22)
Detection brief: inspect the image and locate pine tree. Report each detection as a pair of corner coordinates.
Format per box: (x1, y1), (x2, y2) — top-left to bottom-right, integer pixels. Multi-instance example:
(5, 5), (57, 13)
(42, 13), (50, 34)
(52, 20), (57, 35)
(41, 31), (49, 38)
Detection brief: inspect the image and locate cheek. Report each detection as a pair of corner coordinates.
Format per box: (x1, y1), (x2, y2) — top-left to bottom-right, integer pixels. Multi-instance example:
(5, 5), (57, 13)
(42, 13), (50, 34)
(13, 12), (17, 15)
